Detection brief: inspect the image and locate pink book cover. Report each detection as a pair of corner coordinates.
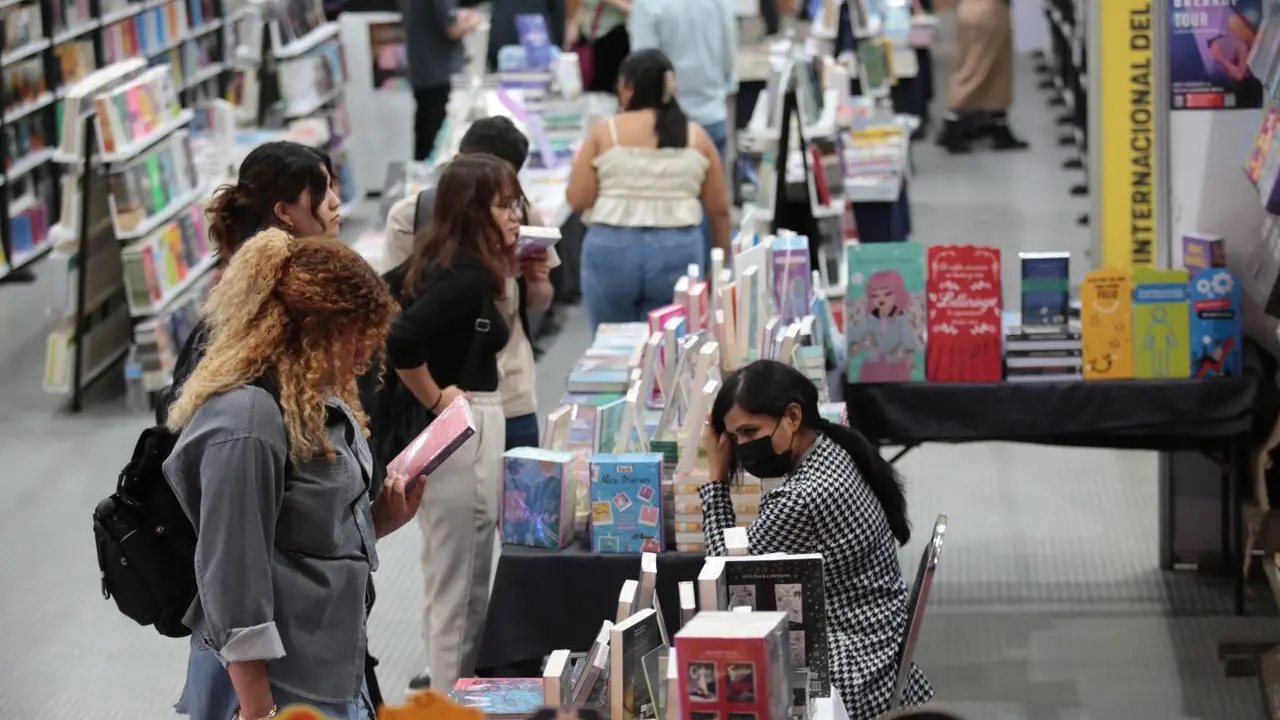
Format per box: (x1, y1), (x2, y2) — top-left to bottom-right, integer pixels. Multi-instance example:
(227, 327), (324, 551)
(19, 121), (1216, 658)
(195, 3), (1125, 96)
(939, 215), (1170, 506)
(387, 395), (477, 479)
(647, 304), (685, 404)
(125, 87), (146, 140)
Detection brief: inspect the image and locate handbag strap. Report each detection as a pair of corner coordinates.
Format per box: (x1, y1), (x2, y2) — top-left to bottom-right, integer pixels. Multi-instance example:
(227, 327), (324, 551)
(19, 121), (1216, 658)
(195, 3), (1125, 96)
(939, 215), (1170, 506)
(457, 295), (492, 391)
(585, 0), (606, 38)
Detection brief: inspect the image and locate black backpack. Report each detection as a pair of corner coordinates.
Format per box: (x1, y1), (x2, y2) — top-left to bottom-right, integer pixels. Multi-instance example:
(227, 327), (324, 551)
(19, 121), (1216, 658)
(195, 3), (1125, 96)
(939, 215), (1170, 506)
(93, 378), (282, 637)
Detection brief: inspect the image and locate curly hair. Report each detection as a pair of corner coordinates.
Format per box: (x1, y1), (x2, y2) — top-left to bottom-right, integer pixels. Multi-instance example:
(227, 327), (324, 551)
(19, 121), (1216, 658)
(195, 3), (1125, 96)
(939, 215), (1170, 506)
(167, 229), (399, 463)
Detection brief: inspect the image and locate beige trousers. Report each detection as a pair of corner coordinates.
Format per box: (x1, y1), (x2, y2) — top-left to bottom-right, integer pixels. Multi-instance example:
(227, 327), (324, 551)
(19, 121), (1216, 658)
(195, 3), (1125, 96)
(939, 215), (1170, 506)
(417, 391), (506, 691)
(949, 0), (1014, 112)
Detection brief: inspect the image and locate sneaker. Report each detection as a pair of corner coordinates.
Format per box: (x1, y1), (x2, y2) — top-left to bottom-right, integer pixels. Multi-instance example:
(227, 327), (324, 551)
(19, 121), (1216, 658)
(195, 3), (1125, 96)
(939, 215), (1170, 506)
(408, 673), (432, 691)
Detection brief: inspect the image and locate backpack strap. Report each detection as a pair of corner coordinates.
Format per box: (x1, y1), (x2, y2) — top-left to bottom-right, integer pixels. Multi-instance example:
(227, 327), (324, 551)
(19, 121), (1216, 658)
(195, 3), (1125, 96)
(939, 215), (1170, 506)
(412, 189), (433, 236)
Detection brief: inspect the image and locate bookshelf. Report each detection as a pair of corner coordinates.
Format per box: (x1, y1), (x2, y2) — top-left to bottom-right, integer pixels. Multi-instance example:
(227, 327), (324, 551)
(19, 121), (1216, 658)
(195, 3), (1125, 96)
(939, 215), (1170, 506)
(43, 59), (216, 410)
(1040, 0), (1088, 227)
(0, 0), (235, 285)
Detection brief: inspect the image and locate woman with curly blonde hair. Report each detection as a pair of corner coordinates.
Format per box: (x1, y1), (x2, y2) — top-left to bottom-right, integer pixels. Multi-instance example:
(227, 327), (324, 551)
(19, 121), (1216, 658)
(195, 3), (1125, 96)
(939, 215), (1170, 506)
(164, 229), (421, 720)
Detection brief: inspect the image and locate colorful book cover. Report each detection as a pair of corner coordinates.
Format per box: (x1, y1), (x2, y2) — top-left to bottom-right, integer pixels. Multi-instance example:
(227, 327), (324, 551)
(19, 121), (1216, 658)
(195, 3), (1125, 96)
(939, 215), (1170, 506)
(1190, 268), (1243, 377)
(771, 235), (812, 324)
(845, 242), (926, 383)
(924, 245), (1002, 382)
(502, 447), (576, 549)
(1019, 252), (1070, 328)
(590, 452), (663, 553)
(1080, 268), (1135, 380)
(675, 612), (793, 720)
(387, 396), (477, 478)
(1132, 268), (1191, 379)
(1181, 233), (1226, 273)
(722, 554), (830, 697)
(515, 13), (554, 70)
(448, 678), (545, 719)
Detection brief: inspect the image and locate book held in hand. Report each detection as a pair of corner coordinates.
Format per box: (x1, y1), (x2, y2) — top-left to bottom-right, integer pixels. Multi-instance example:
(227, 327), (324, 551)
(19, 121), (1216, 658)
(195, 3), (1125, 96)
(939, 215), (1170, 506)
(516, 225), (561, 259)
(387, 395), (476, 480)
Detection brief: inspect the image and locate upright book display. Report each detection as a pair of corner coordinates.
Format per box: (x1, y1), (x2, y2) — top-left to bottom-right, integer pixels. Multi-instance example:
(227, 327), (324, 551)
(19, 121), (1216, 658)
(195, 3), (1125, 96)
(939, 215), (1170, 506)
(43, 59), (212, 410)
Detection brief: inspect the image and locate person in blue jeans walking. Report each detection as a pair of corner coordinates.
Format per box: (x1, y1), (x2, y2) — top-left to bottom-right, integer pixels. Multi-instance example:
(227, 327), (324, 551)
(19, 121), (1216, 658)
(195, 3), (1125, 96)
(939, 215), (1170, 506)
(567, 49), (732, 332)
(627, 0), (737, 266)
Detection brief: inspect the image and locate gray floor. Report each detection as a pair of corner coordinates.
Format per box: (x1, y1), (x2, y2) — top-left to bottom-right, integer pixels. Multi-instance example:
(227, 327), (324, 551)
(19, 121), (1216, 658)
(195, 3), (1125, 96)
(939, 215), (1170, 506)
(0, 29), (1273, 720)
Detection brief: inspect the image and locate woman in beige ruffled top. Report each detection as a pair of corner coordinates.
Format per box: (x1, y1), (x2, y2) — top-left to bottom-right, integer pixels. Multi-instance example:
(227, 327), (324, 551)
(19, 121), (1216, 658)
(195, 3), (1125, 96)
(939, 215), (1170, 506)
(566, 48), (731, 332)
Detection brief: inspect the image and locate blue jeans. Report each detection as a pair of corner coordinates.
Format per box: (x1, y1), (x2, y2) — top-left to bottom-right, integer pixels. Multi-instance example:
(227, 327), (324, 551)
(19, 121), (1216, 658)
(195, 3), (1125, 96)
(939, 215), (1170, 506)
(700, 120), (728, 268)
(177, 637), (374, 720)
(505, 412), (540, 450)
(581, 223), (704, 332)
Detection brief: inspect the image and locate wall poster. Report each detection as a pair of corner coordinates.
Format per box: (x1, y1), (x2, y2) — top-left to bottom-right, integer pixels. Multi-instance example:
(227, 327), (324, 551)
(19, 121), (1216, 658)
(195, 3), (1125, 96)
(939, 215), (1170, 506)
(1169, 0), (1264, 109)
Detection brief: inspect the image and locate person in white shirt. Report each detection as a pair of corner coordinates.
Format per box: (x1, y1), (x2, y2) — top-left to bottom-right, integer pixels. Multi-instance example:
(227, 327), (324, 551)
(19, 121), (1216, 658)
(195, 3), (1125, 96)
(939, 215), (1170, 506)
(627, 0), (737, 265)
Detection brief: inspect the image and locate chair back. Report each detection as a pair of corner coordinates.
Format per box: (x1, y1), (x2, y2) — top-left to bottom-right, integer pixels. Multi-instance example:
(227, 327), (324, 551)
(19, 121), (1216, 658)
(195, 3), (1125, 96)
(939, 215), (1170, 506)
(887, 514), (947, 711)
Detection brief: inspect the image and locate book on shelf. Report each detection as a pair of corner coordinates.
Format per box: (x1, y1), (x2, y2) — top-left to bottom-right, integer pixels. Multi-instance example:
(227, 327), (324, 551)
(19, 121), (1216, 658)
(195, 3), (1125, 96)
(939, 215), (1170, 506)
(3, 3), (46, 57)
(93, 65), (184, 156)
(107, 130), (201, 238)
(277, 41), (345, 116)
(120, 203), (211, 315)
(272, 0), (328, 48)
(52, 0), (95, 35)
(58, 59), (148, 160)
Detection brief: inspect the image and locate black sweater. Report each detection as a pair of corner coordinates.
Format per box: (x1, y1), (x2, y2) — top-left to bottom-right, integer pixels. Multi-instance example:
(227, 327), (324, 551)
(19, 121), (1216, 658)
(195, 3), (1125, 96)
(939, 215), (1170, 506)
(385, 259), (510, 392)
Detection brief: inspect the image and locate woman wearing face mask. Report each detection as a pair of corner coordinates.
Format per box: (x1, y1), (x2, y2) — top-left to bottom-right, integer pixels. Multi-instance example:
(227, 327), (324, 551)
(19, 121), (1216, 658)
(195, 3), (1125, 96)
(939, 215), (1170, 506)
(385, 153), (519, 692)
(701, 360), (934, 720)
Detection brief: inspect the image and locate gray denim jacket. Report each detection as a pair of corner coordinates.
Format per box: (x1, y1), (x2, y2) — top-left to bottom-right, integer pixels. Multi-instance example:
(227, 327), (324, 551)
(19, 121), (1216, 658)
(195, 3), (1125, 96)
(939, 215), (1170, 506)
(163, 385), (380, 704)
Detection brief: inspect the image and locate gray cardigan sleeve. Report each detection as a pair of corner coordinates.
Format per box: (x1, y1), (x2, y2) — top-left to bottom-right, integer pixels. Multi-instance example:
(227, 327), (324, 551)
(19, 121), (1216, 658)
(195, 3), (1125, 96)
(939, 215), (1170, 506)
(191, 436), (289, 663)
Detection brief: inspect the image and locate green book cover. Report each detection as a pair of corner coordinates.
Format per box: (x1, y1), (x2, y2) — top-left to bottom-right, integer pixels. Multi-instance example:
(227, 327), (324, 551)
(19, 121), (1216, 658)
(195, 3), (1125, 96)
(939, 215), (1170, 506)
(1131, 267), (1191, 379)
(146, 156), (165, 209)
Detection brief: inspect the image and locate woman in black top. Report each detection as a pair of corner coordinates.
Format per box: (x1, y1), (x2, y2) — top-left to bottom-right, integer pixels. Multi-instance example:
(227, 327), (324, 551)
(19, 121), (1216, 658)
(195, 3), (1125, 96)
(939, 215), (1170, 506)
(385, 153), (520, 691)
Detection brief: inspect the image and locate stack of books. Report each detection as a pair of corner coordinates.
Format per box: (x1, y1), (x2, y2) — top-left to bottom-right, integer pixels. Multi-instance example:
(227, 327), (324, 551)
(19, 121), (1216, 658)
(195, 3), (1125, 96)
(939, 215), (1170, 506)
(1003, 322), (1082, 383)
(566, 323), (648, 394)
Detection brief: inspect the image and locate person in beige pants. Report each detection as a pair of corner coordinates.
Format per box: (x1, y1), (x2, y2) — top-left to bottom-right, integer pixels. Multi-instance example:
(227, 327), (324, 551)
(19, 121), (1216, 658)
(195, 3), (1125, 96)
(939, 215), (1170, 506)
(385, 155), (531, 692)
(935, 0), (1028, 153)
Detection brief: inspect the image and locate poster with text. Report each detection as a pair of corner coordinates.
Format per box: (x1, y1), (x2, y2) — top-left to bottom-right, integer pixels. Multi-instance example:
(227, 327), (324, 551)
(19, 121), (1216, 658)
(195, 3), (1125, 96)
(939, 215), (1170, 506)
(925, 245), (1003, 383)
(1169, 0), (1264, 110)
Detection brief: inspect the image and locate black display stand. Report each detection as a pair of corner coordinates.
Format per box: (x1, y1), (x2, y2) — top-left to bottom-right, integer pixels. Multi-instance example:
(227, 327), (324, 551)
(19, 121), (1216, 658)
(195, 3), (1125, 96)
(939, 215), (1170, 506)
(1041, 0), (1089, 224)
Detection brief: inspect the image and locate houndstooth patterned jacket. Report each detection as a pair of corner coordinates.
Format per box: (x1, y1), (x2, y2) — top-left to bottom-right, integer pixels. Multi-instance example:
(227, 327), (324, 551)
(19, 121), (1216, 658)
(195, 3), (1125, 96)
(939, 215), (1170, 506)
(699, 434), (935, 720)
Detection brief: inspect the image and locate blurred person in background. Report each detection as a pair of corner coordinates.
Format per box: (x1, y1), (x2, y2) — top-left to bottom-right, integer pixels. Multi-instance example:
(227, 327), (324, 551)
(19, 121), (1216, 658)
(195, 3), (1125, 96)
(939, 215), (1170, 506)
(404, 0), (482, 159)
(383, 116), (559, 461)
(627, 0), (737, 265)
(567, 49), (730, 332)
(935, 0), (1027, 153)
(567, 0), (631, 94)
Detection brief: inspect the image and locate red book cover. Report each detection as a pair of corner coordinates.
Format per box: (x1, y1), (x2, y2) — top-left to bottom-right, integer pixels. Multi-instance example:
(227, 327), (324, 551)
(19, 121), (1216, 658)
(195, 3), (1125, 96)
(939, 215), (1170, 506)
(809, 145), (831, 206)
(925, 245), (1002, 382)
(387, 395), (477, 479)
(675, 614), (791, 720)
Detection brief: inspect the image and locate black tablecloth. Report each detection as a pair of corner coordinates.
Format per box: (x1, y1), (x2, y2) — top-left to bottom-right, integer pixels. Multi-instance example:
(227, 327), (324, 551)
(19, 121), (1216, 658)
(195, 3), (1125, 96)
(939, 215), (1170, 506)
(844, 377), (1259, 451)
(477, 538), (705, 672)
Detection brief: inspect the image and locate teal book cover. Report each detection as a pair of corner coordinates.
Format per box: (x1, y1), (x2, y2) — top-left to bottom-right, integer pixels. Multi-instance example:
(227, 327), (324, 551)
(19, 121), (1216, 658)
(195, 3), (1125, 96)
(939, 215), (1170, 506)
(502, 448), (576, 549)
(845, 242), (927, 382)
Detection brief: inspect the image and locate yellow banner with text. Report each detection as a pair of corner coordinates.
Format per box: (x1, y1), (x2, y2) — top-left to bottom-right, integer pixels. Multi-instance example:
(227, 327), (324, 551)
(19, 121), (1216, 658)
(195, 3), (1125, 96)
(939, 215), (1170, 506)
(1099, 0), (1157, 269)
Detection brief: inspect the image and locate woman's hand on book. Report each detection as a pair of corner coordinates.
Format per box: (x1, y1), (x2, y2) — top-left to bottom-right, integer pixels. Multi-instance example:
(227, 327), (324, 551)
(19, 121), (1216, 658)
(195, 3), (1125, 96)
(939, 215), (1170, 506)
(374, 470), (427, 538)
(435, 385), (465, 411)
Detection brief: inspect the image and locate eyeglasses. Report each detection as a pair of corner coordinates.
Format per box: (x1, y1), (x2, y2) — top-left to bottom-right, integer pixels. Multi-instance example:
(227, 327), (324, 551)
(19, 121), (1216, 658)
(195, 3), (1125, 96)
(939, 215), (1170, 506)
(494, 197), (527, 215)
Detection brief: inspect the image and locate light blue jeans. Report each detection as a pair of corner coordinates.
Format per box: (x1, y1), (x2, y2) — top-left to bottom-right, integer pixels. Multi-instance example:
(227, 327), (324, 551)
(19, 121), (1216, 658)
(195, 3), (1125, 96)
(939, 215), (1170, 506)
(581, 223), (704, 332)
(176, 636), (374, 720)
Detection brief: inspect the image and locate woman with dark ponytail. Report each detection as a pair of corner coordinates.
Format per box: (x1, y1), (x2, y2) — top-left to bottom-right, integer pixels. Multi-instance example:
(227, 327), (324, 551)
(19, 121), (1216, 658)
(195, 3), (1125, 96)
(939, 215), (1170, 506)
(566, 48), (731, 333)
(157, 141), (342, 425)
(702, 359), (934, 719)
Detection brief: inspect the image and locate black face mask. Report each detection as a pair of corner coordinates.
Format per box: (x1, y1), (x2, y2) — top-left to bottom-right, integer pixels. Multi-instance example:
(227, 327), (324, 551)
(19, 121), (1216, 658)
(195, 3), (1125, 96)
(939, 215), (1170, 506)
(735, 421), (795, 479)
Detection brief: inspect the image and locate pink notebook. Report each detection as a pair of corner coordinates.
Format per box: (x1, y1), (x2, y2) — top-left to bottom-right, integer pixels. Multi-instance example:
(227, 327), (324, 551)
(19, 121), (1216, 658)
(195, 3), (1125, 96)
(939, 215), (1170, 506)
(387, 396), (477, 480)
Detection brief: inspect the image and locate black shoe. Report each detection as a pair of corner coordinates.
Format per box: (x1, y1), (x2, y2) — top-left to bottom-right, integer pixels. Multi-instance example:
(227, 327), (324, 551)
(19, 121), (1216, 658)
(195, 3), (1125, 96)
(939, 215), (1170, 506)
(409, 673), (432, 691)
(935, 119), (972, 154)
(988, 123), (1030, 151)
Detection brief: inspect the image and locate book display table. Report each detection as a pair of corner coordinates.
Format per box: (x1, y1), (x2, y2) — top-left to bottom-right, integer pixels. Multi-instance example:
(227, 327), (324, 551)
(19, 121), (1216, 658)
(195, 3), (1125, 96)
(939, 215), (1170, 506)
(843, 375), (1260, 615)
(477, 539), (704, 676)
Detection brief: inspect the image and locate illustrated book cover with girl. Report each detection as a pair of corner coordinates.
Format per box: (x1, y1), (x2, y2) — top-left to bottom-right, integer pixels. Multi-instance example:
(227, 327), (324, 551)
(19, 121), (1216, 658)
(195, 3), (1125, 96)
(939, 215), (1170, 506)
(845, 242), (926, 382)
(1190, 267), (1243, 377)
(924, 244), (1002, 382)
(502, 447), (577, 549)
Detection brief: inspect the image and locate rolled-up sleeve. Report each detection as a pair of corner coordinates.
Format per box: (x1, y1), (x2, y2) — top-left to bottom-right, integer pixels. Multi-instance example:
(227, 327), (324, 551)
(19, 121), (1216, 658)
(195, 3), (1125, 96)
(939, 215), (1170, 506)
(193, 436), (288, 664)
